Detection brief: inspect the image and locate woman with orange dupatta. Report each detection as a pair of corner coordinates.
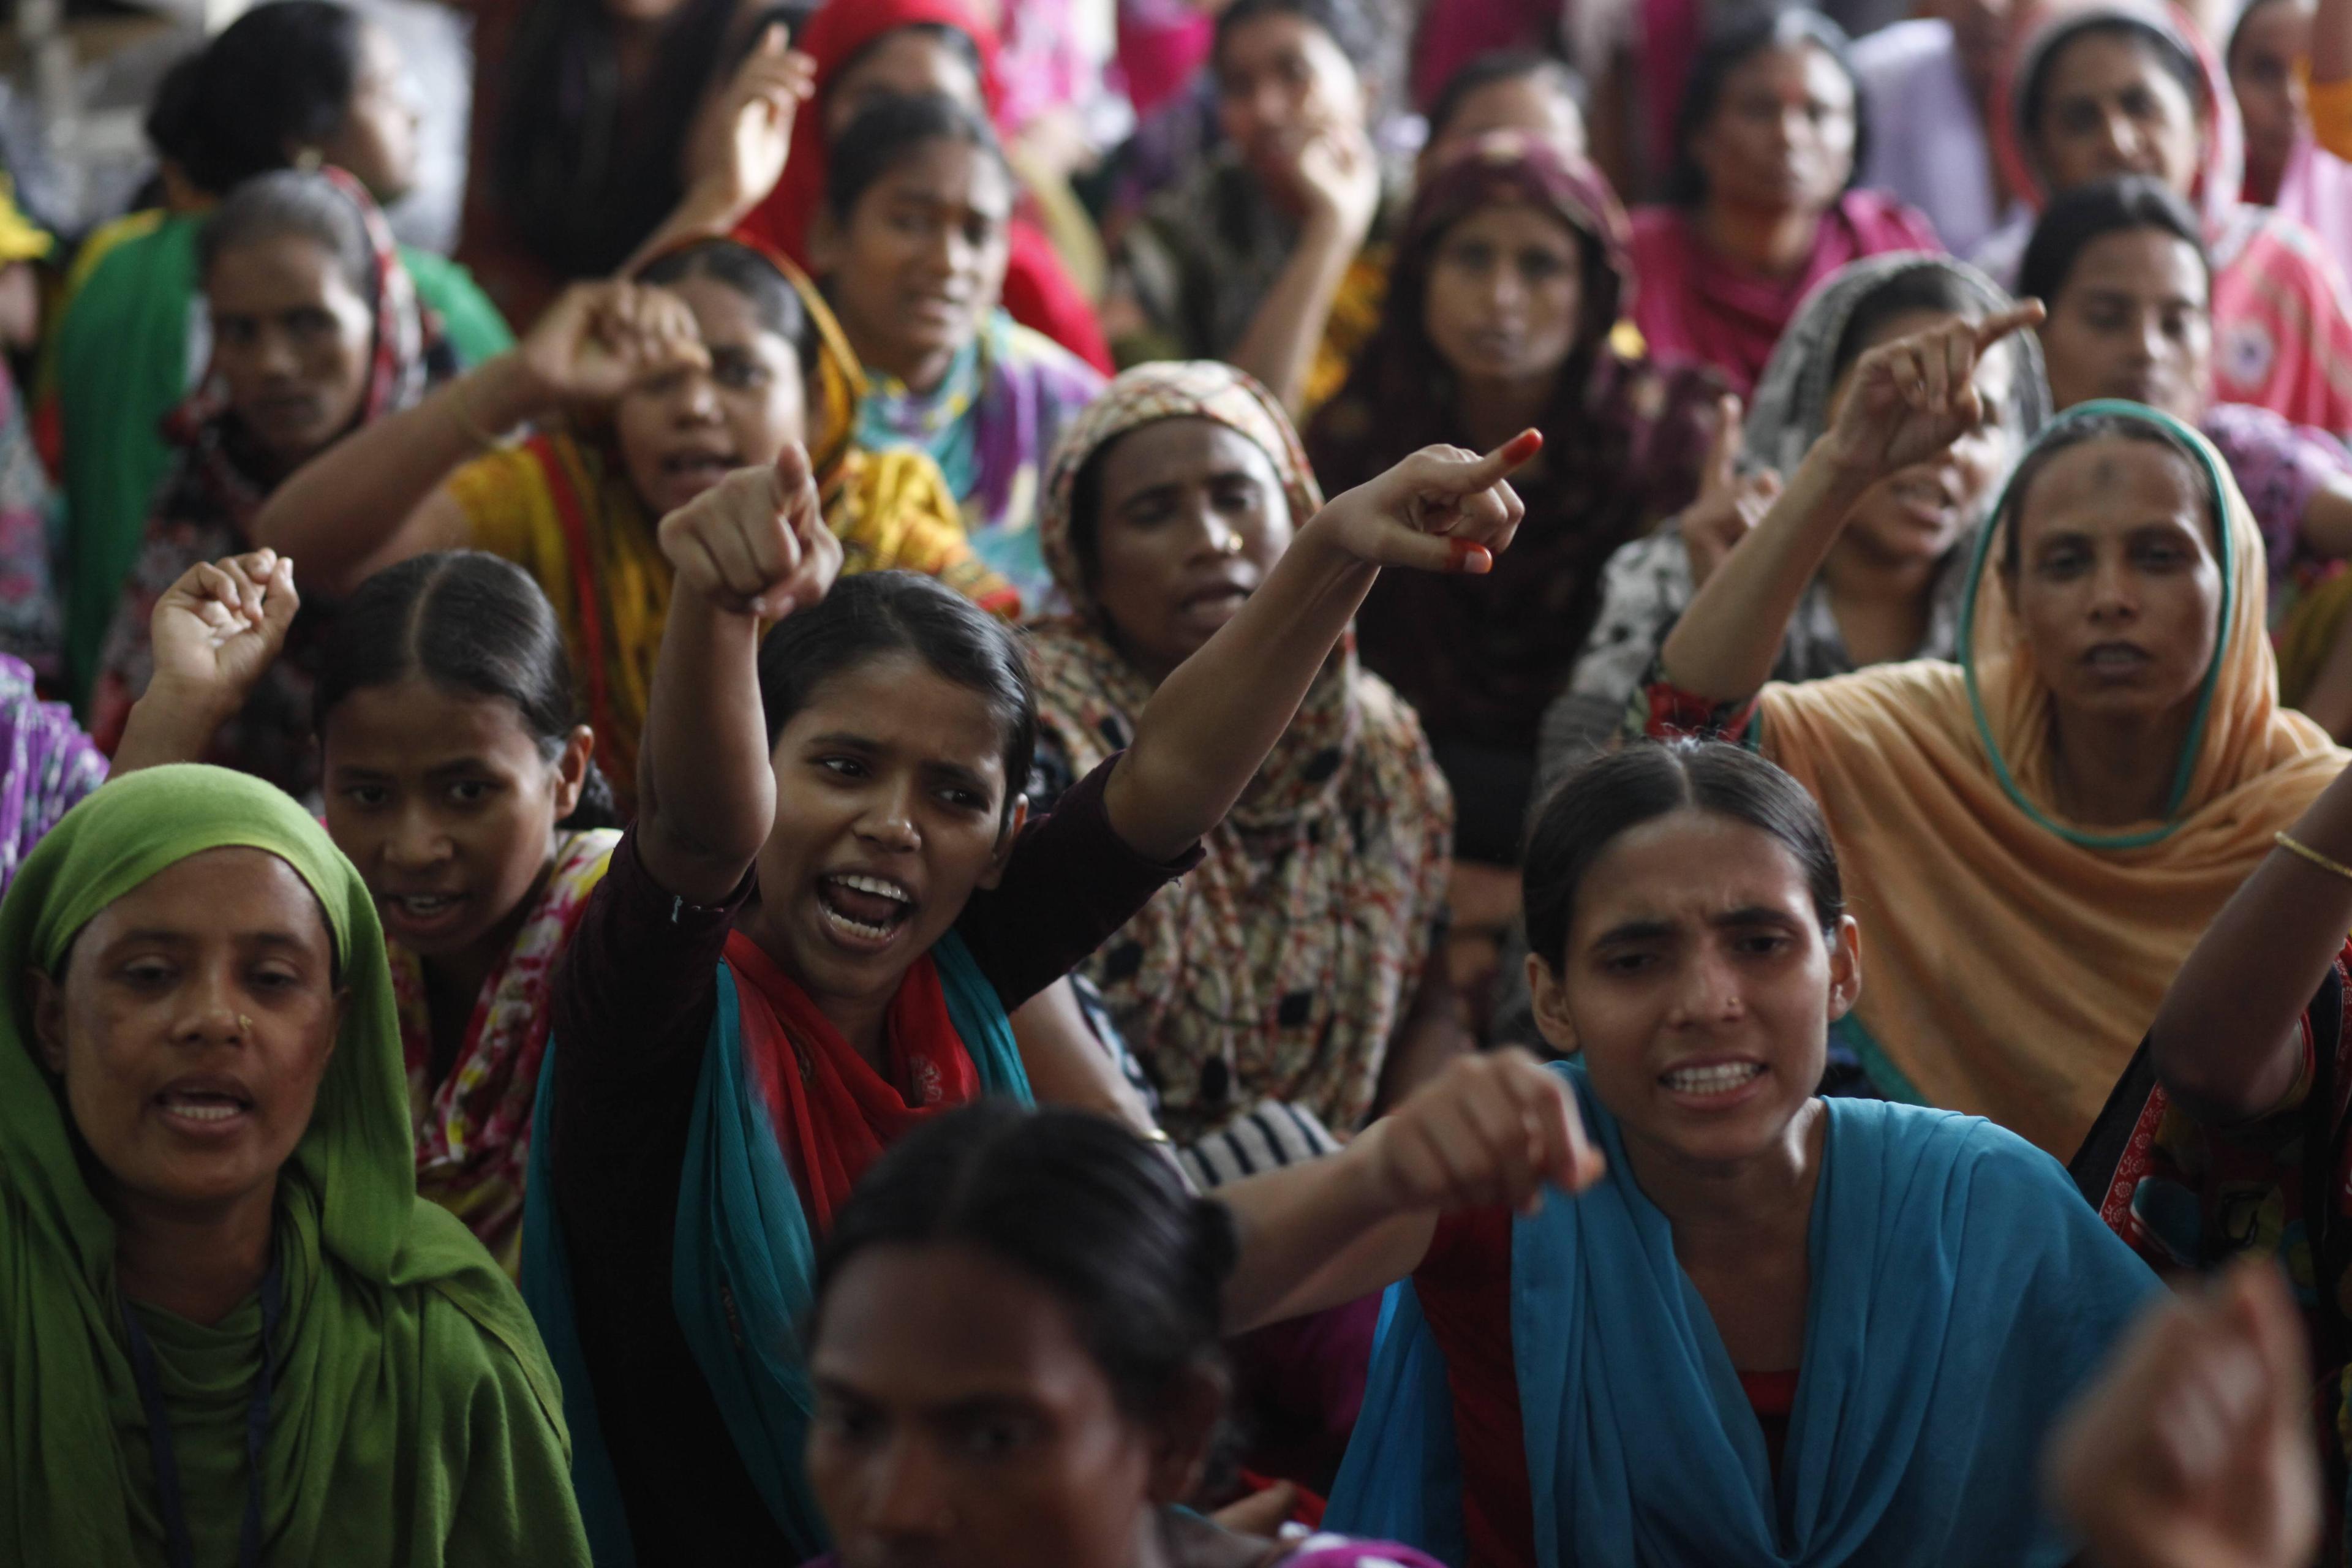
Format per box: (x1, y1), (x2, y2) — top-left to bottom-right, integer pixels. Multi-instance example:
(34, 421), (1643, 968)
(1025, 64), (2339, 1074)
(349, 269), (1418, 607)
(252, 236), (1008, 810)
(1638, 300), (2346, 1159)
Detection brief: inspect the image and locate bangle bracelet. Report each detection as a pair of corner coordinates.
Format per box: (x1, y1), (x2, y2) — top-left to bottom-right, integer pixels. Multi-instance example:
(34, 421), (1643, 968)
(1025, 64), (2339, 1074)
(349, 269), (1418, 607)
(2274, 830), (2352, 883)
(1140, 1128), (1174, 1145)
(445, 374), (502, 451)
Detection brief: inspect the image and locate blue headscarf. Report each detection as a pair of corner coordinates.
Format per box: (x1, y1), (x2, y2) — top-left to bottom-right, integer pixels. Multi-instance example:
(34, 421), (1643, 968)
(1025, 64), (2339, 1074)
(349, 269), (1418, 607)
(1327, 1062), (2158, 1564)
(518, 931), (1032, 1563)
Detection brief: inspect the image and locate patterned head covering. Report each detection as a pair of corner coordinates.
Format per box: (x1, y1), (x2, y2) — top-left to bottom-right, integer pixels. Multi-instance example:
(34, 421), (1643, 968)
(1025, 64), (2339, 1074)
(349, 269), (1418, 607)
(1037, 359), (1319, 622)
(1025, 361), (1453, 1146)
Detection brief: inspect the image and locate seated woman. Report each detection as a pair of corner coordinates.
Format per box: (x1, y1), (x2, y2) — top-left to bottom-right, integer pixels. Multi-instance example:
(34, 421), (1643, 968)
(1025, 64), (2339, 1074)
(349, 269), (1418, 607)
(799, 1099), (1447, 1568)
(49, 0), (511, 709)
(1028, 361), (1460, 1172)
(520, 424), (1536, 1559)
(2068, 752), (2352, 1559)
(1208, 740), (2160, 1566)
(2230, 0), (2351, 264)
(1415, 50), (1589, 178)
(1106, 0), (1399, 415)
(85, 168), (456, 796)
(252, 236), (1009, 805)
(1546, 254), (2047, 772)
(0, 764), (589, 1562)
(1627, 9), (1942, 399)
(2021, 175), (2352, 735)
(1978, 0), (2352, 432)
(1645, 307), (2346, 1158)
(726, 0), (1111, 373)
(310, 551), (619, 1275)
(1308, 137), (1722, 878)
(812, 92), (1104, 607)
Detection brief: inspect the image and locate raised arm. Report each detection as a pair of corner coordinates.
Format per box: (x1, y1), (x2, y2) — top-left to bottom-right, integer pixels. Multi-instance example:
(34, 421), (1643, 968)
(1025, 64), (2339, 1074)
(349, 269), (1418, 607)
(2147, 761), (2352, 1123)
(1103, 431), (1539, 861)
(1218, 1049), (1604, 1331)
(626, 23), (815, 275)
(637, 447), (842, 905)
(113, 550), (299, 773)
(1658, 304), (2044, 700)
(251, 282), (709, 597)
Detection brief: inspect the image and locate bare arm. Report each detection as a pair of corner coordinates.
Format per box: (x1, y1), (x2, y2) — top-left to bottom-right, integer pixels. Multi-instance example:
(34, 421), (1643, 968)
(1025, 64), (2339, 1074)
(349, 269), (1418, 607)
(1220, 1048), (1604, 1330)
(2147, 761), (2352, 1123)
(1103, 432), (1540, 862)
(638, 448), (842, 905)
(2293, 472), (2352, 560)
(252, 284), (709, 597)
(1659, 305), (2045, 699)
(627, 24), (815, 276)
(113, 551), (299, 773)
(1226, 124), (1379, 415)
(1009, 977), (1162, 1137)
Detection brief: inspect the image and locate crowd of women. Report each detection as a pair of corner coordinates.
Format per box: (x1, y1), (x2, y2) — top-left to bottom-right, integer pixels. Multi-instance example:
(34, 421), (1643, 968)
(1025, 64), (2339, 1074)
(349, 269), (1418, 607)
(3, 0), (2352, 1560)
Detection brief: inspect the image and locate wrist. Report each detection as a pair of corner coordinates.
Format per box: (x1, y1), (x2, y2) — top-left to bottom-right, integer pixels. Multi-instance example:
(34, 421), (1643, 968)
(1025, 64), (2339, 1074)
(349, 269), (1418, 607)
(475, 354), (556, 428)
(1801, 436), (1880, 510)
(129, 679), (239, 737)
(681, 175), (756, 233)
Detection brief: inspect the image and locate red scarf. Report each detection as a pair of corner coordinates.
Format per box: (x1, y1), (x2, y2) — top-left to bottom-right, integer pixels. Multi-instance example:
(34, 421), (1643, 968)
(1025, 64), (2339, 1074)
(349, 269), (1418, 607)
(720, 930), (982, 1231)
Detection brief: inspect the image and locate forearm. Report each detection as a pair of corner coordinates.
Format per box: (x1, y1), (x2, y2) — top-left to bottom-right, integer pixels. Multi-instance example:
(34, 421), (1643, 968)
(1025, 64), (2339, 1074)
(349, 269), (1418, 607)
(110, 682), (235, 774)
(1659, 441), (1871, 699)
(1009, 978), (1162, 1137)
(1106, 517), (1374, 859)
(636, 586), (776, 903)
(621, 178), (745, 279)
(251, 355), (544, 592)
(1219, 1124), (1437, 1330)
(2149, 770), (2352, 1121)
(1225, 214), (1360, 414)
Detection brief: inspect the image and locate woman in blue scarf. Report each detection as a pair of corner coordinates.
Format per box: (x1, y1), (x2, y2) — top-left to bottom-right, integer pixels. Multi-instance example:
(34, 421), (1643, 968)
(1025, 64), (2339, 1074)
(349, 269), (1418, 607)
(1217, 739), (2161, 1567)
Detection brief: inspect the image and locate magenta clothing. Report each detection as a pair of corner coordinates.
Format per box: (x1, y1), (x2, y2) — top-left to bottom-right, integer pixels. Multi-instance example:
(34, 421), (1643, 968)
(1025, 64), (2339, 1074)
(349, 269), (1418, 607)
(802, 1536), (1448, 1567)
(1627, 192), (1945, 396)
(2201, 401), (2352, 611)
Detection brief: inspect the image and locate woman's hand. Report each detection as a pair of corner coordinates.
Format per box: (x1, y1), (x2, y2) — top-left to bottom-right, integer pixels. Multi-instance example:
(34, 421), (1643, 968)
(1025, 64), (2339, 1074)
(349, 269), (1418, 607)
(2046, 1260), (2320, 1568)
(1682, 394), (1784, 588)
(1354, 1047), (1606, 1217)
(1292, 118), (1382, 246)
(684, 23), (816, 222)
(1312, 431), (1541, 575)
(147, 549), (299, 714)
(514, 282), (710, 412)
(656, 444), (841, 619)
(1819, 303), (2042, 486)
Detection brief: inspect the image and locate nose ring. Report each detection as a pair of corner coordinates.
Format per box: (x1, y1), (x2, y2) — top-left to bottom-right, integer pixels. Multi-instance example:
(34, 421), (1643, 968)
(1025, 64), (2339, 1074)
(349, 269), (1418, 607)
(1220, 533), (1244, 556)
(238, 1014), (255, 1033)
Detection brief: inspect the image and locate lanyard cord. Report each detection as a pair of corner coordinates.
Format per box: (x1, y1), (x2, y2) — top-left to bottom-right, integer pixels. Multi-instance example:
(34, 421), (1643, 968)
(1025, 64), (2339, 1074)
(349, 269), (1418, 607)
(119, 1255), (284, 1568)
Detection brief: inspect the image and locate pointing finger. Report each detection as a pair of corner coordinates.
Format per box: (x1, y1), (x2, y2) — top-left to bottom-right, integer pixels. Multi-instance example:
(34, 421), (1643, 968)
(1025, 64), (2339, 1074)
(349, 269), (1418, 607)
(1975, 300), (2046, 350)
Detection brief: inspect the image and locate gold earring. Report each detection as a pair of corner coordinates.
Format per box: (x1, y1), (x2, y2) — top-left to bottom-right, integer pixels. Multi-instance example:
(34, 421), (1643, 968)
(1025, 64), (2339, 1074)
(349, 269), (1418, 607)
(295, 146), (323, 172)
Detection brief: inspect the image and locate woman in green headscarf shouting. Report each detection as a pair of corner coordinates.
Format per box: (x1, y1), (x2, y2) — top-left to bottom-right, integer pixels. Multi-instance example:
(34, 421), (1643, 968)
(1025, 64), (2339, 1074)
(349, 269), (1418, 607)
(0, 765), (589, 1566)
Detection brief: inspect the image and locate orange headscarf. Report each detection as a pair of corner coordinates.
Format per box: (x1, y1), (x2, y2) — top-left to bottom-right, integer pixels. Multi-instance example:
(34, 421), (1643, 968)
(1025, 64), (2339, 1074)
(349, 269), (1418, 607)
(1755, 403), (2345, 1157)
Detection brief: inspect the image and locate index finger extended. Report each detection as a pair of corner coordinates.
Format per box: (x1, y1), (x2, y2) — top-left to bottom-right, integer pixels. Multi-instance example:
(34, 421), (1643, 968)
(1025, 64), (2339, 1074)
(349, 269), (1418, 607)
(1493, 1051), (1606, 1199)
(1444, 429), (1544, 493)
(1973, 300), (2046, 350)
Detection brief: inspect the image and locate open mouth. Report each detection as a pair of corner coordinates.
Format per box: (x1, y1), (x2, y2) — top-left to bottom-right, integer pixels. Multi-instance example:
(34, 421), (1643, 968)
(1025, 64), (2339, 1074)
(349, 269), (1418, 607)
(2083, 643), (2152, 673)
(661, 451), (738, 489)
(1659, 1060), (1766, 1097)
(156, 1084), (255, 1128)
(816, 872), (917, 947)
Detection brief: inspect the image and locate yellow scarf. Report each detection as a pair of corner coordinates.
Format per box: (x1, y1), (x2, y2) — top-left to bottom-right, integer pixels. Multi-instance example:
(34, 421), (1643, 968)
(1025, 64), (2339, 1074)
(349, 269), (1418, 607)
(1757, 405), (2346, 1157)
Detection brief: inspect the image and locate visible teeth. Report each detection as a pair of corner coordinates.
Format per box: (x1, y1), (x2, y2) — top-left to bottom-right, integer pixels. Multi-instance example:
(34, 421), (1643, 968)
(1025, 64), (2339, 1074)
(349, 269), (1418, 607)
(820, 902), (897, 941)
(160, 1097), (246, 1121)
(831, 873), (910, 904)
(398, 895), (454, 913)
(1661, 1062), (1765, 1095)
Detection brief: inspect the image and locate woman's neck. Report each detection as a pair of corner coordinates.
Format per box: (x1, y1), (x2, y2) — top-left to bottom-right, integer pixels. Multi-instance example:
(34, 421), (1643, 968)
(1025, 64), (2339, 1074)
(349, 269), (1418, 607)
(112, 1179), (277, 1327)
(1696, 198), (1828, 281)
(1453, 372), (1556, 456)
(737, 902), (898, 1071)
(851, 325), (965, 399)
(1818, 537), (1942, 666)
(2048, 699), (2198, 827)
(1619, 1098), (1825, 1262)
(419, 853), (559, 1085)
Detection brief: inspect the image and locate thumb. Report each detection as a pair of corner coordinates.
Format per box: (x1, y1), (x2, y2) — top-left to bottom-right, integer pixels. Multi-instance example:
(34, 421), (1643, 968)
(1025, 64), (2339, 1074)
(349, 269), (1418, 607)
(1976, 299), (2046, 349)
(1705, 394), (1744, 490)
(1376, 527), (1496, 576)
(263, 556), (300, 630)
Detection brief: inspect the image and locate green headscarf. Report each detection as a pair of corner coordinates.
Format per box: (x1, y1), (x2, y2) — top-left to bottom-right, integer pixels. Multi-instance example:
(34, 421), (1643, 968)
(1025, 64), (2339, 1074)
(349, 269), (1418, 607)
(0, 765), (589, 1565)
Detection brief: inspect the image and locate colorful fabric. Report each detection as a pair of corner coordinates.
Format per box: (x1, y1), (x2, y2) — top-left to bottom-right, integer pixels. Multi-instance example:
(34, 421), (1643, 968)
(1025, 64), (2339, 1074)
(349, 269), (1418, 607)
(85, 170), (453, 797)
(521, 930), (1031, 1564)
(1625, 191), (1943, 397)
(1026, 361), (1453, 1145)
(732, 0), (1112, 372)
(0, 764), (587, 1566)
(0, 357), (61, 685)
(1306, 139), (1723, 767)
(805, 1529), (1449, 1568)
(0, 654), (103, 899)
(1986, 0), (2352, 430)
(398, 827), (617, 1278)
(2070, 948), (2352, 1562)
(448, 418), (1008, 810)
(854, 308), (1104, 607)
(50, 212), (510, 712)
(1327, 1061), (2160, 1566)
(2198, 401), (2352, 626)
(1654, 404), (2346, 1156)
(1110, 148), (1402, 407)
